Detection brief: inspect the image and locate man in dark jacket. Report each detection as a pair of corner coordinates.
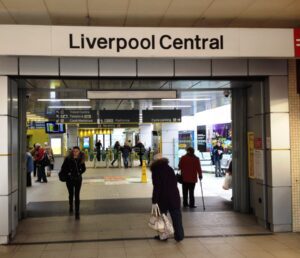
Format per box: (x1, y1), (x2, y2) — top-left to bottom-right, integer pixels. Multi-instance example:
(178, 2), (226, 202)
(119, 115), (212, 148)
(151, 157), (184, 242)
(121, 141), (131, 168)
(212, 141), (224, 177)
(134, 141), (145, 166)
(179, 147), (202, 208)
(95, 140), (102, 161)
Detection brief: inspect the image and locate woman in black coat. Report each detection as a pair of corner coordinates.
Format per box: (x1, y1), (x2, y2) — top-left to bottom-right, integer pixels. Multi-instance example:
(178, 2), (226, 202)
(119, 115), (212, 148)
(61, 146), (86, 220)
(150, 157), (184, 241)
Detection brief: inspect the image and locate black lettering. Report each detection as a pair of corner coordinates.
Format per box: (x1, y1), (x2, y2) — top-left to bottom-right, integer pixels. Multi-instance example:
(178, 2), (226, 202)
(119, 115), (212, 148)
(116, 38), (127, 52)
(173, 38), (183, 49)
(140, 37), (151, 49)
(81, 34), (85, 48)
(160, 35), (172, 49)
(86, 37), (97, 49)
(184, 38), (194, 49)
(97, 37), (107, 49)
(195, 35), (202, 49)
(210, 37), (220, 49)
(152, 35), (155, 49)
(69, 34), (80, 48)
(129, 38), (139, 49)
(108, 38), (115, 49)
(202, 38), (209, 49)
(220, 35), (224, 49)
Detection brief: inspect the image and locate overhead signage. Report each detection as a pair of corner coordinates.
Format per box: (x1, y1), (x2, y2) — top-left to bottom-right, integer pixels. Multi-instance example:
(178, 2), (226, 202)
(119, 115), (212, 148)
(79, 123), (139, 129)
(0, 25), (297, 58)
(142, 110), (181, 123)
(99, 110), (139, 124)
(55, 110), (98, 123)
(27, 121), (46, 129)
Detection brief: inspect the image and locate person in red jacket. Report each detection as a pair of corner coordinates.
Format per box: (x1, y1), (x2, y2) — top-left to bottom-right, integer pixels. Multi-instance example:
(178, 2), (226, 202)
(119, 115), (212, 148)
(178, 147), (202, 208)
(34, 143), (47, 183)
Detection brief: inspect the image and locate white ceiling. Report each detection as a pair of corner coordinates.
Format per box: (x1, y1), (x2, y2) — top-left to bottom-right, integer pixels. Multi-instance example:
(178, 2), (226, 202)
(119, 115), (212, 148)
(0, 0), (299, 28)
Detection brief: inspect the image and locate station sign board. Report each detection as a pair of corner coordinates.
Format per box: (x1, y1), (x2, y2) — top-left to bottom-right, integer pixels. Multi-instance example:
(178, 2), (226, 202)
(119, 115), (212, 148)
(55, 110), (98, 123)
(142, 110), (181, 123)
(99, 110), (139, 124)
(79, 123), (139, 129)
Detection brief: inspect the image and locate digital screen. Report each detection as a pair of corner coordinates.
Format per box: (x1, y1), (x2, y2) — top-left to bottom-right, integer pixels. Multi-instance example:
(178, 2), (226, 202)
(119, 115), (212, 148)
(45, 122), (66, 134)
(83, 137), (90, 149)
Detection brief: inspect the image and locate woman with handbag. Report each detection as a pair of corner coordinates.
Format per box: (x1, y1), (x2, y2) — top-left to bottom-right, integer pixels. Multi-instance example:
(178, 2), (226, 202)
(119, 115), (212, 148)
(150, 156), (184, 242)
(60, 146), (86, 220)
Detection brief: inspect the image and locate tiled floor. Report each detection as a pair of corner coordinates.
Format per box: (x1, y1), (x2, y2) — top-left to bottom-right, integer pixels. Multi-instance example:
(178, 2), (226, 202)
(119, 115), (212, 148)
(2, 233), (300, 258)
(4, 167), (295, 257)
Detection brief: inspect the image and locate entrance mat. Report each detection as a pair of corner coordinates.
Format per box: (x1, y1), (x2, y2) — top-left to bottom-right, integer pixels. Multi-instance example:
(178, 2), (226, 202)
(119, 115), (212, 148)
(27, 197), (233, 217)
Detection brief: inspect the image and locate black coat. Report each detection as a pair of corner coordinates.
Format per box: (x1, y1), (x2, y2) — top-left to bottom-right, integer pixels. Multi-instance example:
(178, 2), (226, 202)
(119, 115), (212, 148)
(151, 158), (180, 213)
(61, 157), (86, 181)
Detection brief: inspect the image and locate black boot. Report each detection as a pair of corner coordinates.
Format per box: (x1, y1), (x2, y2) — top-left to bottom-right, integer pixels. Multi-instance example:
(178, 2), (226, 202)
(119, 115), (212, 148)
(69, 205), (73, 214)
(75, 213), (80, 220)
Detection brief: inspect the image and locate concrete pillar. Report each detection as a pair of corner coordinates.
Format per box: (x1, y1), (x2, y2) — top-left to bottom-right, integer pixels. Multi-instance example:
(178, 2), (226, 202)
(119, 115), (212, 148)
(161, 123), (179, 168)
(139, 124), (153, 149)
(265, 76), (291, 232)
(0, 76), (19, 244)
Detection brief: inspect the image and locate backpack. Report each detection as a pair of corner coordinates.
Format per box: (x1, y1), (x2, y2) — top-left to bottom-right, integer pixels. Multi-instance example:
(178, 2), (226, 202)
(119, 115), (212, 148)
(41, 153), (51, 167)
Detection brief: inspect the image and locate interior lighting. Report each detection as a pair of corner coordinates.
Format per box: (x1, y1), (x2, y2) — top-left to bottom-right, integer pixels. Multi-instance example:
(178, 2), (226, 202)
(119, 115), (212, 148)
(150, 105), (192, 108)
(87, 90), (176, 99)
(48, 106), (92, 109)
(161, 98), (210, 101)
(38, 99), (90, 102)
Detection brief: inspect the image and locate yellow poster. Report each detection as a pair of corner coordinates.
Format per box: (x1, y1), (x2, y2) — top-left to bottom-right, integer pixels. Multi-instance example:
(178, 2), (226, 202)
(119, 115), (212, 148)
(247, 132), (255, 179)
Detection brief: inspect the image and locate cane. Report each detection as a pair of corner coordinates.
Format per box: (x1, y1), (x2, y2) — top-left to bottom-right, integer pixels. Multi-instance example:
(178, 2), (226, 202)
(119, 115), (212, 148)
(199, 180), (205, 211)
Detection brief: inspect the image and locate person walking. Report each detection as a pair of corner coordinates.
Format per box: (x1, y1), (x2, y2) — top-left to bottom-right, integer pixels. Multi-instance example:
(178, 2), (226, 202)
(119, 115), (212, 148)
(26, 149), (34, 187)
(95, 140), (102, 161)
(61, 146), (86, 220)
(44, 142), (54, 177)
(34, 143), (48, 183)
(134, 141), (145, 166)
(151, 156), (184, 242)
(178, 147), (202, 208)
(111, 141), (121, 166)
(121, 141), (132, 168)
(212, 141), (224, 177)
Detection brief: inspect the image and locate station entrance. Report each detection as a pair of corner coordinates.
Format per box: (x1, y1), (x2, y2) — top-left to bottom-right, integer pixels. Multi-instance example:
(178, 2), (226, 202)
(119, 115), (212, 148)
(9, 77), (271, 243)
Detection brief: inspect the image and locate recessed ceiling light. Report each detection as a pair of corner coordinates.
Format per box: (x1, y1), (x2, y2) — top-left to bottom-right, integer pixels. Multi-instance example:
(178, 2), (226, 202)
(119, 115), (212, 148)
(38, 99), (90, 102)
(150, 105), (191, 108)
(161, 98), (210, 101)
(48, 106), (92, 109)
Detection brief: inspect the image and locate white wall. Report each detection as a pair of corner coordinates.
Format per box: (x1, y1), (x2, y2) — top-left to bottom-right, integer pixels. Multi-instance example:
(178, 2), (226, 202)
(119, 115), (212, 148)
(139, 124), (153, 148)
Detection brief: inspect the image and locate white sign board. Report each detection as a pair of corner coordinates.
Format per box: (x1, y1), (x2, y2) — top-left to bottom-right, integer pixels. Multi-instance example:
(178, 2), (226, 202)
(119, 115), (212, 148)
(0, 25), (295, 58)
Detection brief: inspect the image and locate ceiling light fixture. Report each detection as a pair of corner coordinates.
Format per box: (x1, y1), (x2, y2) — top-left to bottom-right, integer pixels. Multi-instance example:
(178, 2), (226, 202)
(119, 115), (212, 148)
(38, 99), (90, 102)
(161, 98), (210, 101)
(150, 105), (191, 108)
(48, 106), (92, 109)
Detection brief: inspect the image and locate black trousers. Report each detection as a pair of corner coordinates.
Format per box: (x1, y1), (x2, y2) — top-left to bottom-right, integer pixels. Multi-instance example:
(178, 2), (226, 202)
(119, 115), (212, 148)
(182, 182), (196, 207)
(37, 165), (47, 182)
(66, 179), (82, 214)
(169, 209), (184, 241)
(26, 172), (32, 187)
(33, 161), (37, 177)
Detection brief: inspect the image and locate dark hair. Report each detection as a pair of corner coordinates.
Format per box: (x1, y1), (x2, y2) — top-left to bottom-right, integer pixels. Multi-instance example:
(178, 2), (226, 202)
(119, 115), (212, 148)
(186, 147), (195, 155)
(73, 146), (80, 151)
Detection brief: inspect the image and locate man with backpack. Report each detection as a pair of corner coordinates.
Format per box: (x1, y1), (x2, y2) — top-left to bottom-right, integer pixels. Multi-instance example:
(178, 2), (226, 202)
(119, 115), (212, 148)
(34, 143), (48, 183)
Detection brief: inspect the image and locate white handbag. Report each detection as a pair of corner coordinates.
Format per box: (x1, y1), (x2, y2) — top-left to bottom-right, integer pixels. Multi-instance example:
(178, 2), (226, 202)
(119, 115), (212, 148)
(148, 204), (165, 232)
(223, 173), (232, 190)
(161, 214), (174, 235)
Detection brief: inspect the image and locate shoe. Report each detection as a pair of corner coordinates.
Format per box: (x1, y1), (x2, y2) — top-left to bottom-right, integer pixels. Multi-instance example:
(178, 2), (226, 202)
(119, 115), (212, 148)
(154, 235), (167, 241)
(35, 180), (41, 183)
(189, 205), (197, 208)
(75, 213), (80, 220)
(183, 204), (189, 208)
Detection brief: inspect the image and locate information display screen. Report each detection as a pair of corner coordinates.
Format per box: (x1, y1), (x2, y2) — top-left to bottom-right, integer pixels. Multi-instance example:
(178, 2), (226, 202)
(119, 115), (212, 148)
(45, 122), (66, 134)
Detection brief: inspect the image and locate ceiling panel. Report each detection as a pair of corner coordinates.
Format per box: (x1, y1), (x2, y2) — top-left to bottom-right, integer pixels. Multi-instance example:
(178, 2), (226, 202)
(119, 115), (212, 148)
(0, 1), (15, 23)
(126, 0), (171, 26)
(2, 0), (51, 24)
(160, 0), (213, 27)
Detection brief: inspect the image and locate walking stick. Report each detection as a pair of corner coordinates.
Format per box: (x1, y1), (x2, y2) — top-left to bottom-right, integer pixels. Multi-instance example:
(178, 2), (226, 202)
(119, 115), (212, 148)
(199, 180), (205, 211)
